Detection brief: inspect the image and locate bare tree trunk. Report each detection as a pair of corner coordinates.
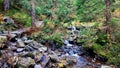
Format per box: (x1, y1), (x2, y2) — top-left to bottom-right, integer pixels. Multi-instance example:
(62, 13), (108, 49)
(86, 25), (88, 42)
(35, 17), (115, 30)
(31, 3), (35, 26)
(4, 0), (10, 11)
(105, 0), (111, 34)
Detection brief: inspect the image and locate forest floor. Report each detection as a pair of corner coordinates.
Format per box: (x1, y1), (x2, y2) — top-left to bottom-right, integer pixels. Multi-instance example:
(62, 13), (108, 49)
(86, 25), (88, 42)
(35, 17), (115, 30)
(0, 17), (118, 68)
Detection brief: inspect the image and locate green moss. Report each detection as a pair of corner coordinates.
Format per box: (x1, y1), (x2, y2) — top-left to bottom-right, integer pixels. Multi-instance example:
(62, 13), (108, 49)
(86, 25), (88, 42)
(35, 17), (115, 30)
(92, 44), (104, 50)
(96, 31), (108, 45)
(44, 33), (63, 46)
(4, 9), (31, 27)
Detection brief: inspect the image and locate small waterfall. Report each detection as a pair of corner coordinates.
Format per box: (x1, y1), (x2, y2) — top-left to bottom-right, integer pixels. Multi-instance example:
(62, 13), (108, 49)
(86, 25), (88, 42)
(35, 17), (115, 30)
(60, 26), (88, 67)
(63, 40), (73, 46)
(72, 26), (77, 31)
(62, 39), (87, 67)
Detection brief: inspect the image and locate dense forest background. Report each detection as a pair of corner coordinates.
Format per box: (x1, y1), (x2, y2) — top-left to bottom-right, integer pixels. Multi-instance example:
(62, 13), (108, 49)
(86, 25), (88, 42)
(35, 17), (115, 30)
(0, 0), (120, 67)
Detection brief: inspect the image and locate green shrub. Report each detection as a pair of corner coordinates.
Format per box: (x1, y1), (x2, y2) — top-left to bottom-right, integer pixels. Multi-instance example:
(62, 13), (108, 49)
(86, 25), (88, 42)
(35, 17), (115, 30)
(107, 44), (120, 66)
(110, 18), (120, 43)
(95, 30), (108, 45)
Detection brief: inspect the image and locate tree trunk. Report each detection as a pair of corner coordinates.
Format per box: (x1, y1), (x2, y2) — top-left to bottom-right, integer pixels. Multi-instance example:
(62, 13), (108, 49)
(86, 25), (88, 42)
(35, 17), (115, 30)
(105, 0), (111, 34)
(4, 0), (10, 11)
(31, 3), (35, 26)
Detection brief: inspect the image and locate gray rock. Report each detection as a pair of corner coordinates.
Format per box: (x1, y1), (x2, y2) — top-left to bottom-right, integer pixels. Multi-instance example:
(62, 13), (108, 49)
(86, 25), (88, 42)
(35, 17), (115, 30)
(34, 21), (44, 28)
(49, 51), (59, 61)
(101, 65), (111, 68)
(24, 40), (33, 43)
(0, 36), (7, 41)
(40, 54), (50, 68)
(33, 52), (43, 62)
(11, 29), (24, 34)
(66, 56), (77, 63)
(21, 36), (28, 41)
(67, 44), (73, 47)
(3, 63), (9, 68)
(17, 48), (24, 52)
(3, 16), (14, 24)
(34, 64), (43, 68)
(18, 57), (35, 67)
(17, 39), (25, 47)
(38, 47), (47, 52)
(33, 41), (43, 46)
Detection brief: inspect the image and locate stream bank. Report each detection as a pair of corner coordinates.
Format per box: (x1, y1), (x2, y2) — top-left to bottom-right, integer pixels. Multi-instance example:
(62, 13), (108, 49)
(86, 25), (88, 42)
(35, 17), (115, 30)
(0, 25), (116, 68)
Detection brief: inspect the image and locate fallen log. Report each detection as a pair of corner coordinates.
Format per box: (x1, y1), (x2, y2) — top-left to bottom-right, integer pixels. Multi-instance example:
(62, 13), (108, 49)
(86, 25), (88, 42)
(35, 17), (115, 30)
(0, 21), (44, 36)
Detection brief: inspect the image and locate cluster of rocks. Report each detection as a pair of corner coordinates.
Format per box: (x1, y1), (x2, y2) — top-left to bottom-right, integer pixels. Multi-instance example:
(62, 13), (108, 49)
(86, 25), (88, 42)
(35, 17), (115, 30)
(0, 29), (90, 68)
(0, 25), (115, 68)
(0, 31), (50, 68)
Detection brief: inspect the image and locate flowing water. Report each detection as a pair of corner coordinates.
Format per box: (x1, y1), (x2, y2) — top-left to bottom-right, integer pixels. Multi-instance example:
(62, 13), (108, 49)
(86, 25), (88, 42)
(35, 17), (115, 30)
(0, 26), (107, 68)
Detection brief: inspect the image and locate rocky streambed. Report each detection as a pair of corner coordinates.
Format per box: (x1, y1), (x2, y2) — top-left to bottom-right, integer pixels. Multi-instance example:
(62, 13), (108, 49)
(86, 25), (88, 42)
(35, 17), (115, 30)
(0, 26), (115, 68)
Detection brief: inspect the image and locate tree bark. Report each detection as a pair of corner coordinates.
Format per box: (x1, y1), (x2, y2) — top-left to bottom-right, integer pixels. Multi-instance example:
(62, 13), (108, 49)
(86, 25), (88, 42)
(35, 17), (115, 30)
(105, 0), (111, 34)
(31, 3), (35, 26)
(4, 0), (10, 11)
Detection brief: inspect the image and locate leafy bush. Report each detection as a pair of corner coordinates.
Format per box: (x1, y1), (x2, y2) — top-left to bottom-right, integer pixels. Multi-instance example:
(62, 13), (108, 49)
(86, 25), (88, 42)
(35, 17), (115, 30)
(12, 11), (31, 27)
(43, 33), (63, 46)
(95, 30), (108, 45)
(78, 27), (97, 45)
(107, 44), (120, 66)
(110, 18), (120, 43)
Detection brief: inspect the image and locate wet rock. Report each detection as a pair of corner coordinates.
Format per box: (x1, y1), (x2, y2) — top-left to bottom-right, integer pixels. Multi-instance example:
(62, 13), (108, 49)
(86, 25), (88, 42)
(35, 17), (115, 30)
(11, 30), (24, 35)
(6, 52), (13, 58)
(23, 52), (35, 59)
(0, 36), (6, 41)
(21, 36), (33, 44)
(3, 16), (14, 24)
(34, 53), (43, 63)
(49, 51), (59, 61)
(63, 40), (73, 47)
(40, 54), (50, 68)
(18, 57), (35, 67)
(24, 40), (33, 44)
(17, 48), (24, 52)
(66, 56), (77, 64)
(38, 47), (47, 52)
(25, 45), (35, 51)
(21, 36), (28, 41)
(3, 63), (10, 68)
(17, 39), (25, 47)
(49, 57), (58, 63)
(101, 65), (111, 68)
(63, 40), (69, 45)
(33, 41), (43, 46)
(66, 43), (73, 47)
(76, 56), (87, 67)
(34, 64), (42, 68)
